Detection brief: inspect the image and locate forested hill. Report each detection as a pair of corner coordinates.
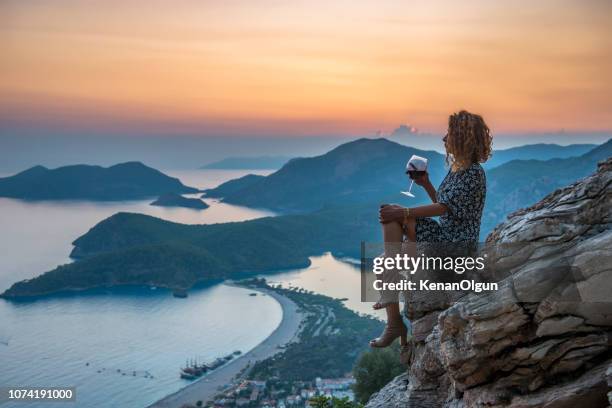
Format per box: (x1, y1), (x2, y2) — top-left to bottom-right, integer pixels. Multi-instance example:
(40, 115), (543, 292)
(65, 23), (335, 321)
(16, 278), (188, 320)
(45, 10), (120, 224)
(1, 204), (379, 298)
(206, 137), (611, 237)
(205, 138), (446, 212)
(0, 162), (198, 200)
(483, 142), (596, 169)
(481, 138), (612, 234)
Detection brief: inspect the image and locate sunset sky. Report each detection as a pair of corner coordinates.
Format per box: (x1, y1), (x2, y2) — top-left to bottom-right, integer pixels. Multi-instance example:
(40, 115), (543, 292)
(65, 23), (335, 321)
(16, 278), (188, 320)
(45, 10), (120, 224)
(1, 0), (611, 138)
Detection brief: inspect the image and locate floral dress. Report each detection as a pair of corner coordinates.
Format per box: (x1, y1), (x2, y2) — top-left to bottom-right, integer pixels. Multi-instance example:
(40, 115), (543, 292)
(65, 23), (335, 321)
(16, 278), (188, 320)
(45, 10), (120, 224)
(414, 163), (486, 242)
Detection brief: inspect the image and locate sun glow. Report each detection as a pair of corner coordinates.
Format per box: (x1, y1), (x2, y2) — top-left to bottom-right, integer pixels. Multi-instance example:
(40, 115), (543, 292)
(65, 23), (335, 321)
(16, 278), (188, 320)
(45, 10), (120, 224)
(1, 0), (610, 136)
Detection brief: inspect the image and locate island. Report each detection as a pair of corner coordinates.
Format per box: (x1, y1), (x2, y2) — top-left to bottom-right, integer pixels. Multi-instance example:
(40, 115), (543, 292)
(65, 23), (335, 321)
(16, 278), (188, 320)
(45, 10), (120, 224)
(0, 161), (199, 200)
(150, 193), (209, 210)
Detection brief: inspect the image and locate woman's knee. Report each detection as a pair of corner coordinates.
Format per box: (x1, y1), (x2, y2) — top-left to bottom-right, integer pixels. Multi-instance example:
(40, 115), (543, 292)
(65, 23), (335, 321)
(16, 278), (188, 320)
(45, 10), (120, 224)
(382, 221), (403, 236)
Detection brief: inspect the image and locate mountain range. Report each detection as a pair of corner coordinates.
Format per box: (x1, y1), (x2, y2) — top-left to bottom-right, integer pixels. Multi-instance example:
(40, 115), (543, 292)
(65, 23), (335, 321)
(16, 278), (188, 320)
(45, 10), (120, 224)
(481, 139), (612, 234)
(1, 138), (610, 298)
(483, 143), (595, 169)
(206, 138), (611, 236)
(200, 156), (292, 170)
(205, 139), (447, 211)
(0, 162), (198, 200)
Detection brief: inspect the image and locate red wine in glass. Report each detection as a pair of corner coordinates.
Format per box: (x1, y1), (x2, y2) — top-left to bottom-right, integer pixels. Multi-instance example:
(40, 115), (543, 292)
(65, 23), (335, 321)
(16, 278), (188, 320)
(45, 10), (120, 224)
(401, 156), (428, 198)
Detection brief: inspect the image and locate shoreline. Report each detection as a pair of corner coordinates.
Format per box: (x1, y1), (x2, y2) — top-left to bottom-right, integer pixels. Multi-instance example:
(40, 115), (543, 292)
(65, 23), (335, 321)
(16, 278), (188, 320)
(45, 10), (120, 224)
(147, 281), (304, 408)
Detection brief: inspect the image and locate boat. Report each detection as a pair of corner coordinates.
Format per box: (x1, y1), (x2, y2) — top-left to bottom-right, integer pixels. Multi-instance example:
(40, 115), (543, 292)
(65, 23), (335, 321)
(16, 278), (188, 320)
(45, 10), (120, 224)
(180, 372), (197, 380)
(179, 353), (237, 379)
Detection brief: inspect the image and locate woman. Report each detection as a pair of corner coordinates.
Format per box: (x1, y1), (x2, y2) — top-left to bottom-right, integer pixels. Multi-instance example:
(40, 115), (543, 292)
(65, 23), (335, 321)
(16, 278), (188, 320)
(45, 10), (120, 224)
(370, 110), (492, 349)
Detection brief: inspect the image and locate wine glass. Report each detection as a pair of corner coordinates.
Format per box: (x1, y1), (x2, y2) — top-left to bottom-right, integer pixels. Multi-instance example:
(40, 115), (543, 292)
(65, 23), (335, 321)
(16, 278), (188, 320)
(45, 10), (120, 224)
(401, 155), (428, 198)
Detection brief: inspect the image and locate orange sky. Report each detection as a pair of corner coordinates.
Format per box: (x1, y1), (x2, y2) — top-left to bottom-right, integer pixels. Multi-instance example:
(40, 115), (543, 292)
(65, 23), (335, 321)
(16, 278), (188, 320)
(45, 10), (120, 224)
(1, 0), (610, 136)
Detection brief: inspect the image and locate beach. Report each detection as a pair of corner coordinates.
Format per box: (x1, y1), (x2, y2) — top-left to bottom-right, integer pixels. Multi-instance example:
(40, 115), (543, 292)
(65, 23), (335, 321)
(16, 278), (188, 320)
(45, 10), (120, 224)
(148, 282), (304, 408)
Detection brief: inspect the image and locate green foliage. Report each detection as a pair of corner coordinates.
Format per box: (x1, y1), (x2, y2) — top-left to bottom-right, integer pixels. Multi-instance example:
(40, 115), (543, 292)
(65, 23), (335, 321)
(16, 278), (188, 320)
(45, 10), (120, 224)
(309, 395), (363, 408)
(246, 282), (384, 382)
(352, 343), (405, 404)
(2, 203), (382, 297)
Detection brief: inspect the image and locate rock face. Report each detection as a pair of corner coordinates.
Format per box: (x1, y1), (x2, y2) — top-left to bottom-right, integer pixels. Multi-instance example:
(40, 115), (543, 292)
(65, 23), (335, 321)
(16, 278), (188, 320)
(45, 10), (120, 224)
(367, 158), (612, 408)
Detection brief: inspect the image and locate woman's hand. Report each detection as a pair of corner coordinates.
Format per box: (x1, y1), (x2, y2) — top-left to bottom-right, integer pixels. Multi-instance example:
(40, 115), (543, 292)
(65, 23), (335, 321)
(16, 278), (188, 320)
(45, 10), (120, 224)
(379, 204), (405, 224)
(413, 171), (430, 187)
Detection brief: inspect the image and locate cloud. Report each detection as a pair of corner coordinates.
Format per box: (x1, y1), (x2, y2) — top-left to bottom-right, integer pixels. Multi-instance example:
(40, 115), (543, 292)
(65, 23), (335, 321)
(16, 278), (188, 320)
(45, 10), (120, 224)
(389, 124), (419, 139)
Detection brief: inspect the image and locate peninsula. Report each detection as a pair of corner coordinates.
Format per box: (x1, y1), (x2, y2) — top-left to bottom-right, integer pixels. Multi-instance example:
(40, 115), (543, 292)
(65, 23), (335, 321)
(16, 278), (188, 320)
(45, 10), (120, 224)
(0, 204), (379, 298)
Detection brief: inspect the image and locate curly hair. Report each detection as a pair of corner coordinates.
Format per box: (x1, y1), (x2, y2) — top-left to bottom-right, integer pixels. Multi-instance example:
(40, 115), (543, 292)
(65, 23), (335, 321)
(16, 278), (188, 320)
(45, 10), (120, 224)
(445, 110), (492, 171)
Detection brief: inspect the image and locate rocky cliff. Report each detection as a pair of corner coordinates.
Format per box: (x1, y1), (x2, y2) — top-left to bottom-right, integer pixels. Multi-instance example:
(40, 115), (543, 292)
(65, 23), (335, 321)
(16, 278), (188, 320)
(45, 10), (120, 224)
(367, 158), (612, 407)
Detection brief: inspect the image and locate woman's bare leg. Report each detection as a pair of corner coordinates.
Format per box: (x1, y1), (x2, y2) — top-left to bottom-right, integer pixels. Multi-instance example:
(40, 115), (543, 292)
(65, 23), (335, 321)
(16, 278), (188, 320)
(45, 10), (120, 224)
(370, 220), (408, 348)
(373, 221), (404, 310)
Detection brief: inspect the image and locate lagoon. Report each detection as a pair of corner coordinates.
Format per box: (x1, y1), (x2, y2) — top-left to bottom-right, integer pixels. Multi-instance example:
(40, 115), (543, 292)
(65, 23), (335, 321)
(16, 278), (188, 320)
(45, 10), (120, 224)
(0, 168), (377, 407)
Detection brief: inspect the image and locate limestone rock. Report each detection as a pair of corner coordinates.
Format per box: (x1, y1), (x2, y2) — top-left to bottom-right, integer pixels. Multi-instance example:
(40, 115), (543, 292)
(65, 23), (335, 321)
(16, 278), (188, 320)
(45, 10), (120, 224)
(365, 373), (409, 408)
(367, 158), (612, 408)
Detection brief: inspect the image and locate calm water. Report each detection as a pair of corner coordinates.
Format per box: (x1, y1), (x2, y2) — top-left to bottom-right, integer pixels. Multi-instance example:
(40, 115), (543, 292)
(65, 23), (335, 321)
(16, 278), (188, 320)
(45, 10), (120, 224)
(0, 169), (376, 408)
(0, 285), (281, 408)
(0, 169), (281, 408)
(261, 253), (383, 319)
(0, 169), (274, 290)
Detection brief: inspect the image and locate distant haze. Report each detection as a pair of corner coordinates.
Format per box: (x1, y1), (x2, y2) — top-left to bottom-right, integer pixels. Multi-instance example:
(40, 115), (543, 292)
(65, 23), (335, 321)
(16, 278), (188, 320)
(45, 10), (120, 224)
(0, 131), (610, 173)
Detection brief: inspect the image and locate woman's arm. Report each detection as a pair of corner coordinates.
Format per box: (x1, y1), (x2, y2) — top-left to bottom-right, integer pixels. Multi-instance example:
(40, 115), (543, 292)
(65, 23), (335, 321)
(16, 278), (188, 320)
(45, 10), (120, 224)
(409, 203), (447, 217)
(379, 203), (447, 223)
(413, 172), (437, 203)
(422, 181), (437, 203)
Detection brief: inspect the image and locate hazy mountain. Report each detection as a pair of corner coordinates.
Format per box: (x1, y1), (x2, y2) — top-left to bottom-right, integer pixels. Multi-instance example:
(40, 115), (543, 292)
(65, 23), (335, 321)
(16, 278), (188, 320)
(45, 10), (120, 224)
(200, 156), (292, 169)
(481, 139), (612, 235)
(204, 138), (610, 238)
(5, 144), (612, 298)
(3, 140), (611, 297)
(210, 138), (447, 212)
(150, 193), (209, 209)
(203, 174), (266, 198)
(0, 162), (198, 200)
(484, 143), (596, 169)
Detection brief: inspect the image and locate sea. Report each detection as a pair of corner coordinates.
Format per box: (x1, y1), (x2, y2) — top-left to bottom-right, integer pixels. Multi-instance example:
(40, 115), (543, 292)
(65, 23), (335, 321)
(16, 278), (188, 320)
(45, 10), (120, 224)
(0, 169), (375, 408)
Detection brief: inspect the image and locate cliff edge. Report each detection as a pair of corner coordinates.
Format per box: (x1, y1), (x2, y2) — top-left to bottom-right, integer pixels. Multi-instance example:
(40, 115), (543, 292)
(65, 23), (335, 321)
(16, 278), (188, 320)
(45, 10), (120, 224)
(367, 158), (612, 407)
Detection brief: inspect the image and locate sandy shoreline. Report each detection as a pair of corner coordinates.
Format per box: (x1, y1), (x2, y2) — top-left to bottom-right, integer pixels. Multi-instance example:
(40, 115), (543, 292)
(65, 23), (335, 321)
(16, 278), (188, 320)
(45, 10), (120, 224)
(147, 282), (303, 408)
